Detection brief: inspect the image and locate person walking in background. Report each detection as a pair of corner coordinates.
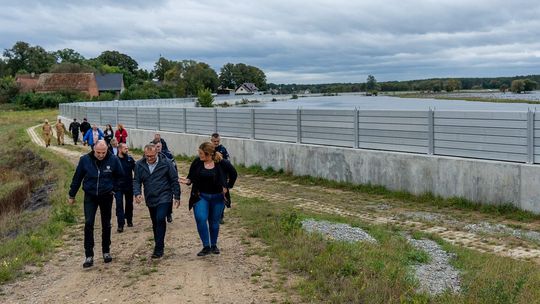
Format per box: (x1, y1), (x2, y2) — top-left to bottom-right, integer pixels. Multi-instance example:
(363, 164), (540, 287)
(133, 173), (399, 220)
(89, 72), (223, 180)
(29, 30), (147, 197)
(153, 133), (169, 153)
(180, 142), (237, 256)
(80, 118), (91, 138)
(155, 141), (176, 223)
(103, 124), (114, 146)
(211, 133), (229, 160)
(83, 124), (104, 149)
(68, 140), (124, 268)
(133, 144), (181, 259)
(115, 124), (128, 144)
(115, 143), (136, 232)
(55, 118), (67, 146)
(211, 133), (229, 223)
(108, 138), (119, 156)
(69, 118), (81, 145)
(42, 119), (52, 147)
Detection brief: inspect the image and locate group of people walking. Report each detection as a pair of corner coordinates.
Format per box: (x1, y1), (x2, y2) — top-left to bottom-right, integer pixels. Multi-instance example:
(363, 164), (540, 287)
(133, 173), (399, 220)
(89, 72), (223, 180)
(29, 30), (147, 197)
(43, 117), (129, 150)
(67, 127), (236, 268)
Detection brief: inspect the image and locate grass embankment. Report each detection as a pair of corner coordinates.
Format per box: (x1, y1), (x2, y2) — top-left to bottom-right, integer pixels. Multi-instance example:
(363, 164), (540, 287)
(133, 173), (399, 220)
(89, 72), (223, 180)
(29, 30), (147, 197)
(229, 180), (540, 303)
(0, 109), (78, 284)
(397, 92), (540, 104)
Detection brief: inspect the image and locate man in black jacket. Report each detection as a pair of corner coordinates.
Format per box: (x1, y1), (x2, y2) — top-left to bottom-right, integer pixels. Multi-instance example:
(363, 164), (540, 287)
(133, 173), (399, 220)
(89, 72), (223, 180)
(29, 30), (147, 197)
(115, 143), (135, 232)
(68, 140), (123, 268)
(133, 144), (181, 258)
(68, 118), (81, 145)
(79, 118), (91, 139)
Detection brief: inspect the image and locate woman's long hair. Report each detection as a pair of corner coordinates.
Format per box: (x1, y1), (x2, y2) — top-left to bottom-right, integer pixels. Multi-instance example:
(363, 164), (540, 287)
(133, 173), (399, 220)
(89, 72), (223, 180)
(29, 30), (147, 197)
(199, 142), (223, 162)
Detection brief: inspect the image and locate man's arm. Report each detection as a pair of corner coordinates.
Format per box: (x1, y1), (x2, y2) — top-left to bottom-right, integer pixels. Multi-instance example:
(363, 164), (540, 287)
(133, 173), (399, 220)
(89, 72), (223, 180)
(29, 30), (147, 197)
(132, 164), (142, 197)
(69, 157), (86, 198)
(222, 160), (237, 188)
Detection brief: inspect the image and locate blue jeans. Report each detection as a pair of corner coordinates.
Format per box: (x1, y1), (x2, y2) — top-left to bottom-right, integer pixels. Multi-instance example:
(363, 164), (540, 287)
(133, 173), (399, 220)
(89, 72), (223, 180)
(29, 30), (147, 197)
(193, 193), (225, 247)
(114, 189), (133, 227)
(148, 203), (170, 254)
(83, 193), (113, 257)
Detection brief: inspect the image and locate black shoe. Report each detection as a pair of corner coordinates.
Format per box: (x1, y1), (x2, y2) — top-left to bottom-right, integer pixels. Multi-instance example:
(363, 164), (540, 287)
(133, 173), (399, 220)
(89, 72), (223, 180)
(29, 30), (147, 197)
(211, 245), (220, 254)
(167, 214), (173, 223)
(197, 246), (211, 256)
(127, 222), (133, 227)
(103, 253), (113, 263)
(151, 251), (163, 259)
(83, 256), (94, 268)
(117, 226), (124, 233)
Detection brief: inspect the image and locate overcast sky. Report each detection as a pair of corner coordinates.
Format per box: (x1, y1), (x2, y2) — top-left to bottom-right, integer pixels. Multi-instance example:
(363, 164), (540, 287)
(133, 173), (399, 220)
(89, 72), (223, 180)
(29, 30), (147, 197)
(1, 0), (539, 83)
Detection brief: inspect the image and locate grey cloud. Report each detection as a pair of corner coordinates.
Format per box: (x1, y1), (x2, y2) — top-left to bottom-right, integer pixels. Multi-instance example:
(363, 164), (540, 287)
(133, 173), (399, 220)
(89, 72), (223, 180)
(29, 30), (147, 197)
(1, 0), (540, 83)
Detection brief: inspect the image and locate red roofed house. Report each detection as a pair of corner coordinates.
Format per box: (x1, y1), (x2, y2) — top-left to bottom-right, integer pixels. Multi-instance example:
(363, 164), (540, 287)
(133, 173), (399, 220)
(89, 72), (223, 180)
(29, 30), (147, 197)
(34, 73), (99, 97)
(15, 74), (40, 93)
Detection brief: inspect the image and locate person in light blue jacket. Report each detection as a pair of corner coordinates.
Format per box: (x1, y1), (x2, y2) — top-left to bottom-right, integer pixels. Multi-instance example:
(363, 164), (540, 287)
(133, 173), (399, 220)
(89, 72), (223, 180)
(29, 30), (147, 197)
(83, 124), (104, 149)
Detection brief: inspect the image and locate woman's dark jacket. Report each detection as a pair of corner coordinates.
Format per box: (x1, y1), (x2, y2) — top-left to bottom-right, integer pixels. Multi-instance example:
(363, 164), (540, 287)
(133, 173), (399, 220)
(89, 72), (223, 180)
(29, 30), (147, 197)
(187, 157), (237, 210)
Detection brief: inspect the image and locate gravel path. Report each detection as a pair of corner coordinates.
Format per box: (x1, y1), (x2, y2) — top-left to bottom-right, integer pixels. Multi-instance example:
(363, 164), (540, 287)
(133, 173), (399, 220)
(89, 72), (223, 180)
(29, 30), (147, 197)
(465, 222), (540, 243)
(301, 219), (377, 243)
(406, 236), (461, 295)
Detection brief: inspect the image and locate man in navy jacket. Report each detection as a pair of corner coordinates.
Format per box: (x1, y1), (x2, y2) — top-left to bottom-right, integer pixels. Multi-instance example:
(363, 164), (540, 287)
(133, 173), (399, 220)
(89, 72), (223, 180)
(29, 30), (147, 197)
(69, 140), (123, 268)
(134, 144), (180, 259)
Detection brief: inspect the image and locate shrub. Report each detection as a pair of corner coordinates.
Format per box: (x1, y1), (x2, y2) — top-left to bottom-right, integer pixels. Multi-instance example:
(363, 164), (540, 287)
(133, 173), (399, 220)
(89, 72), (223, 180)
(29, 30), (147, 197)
(197, 88), (214, 107)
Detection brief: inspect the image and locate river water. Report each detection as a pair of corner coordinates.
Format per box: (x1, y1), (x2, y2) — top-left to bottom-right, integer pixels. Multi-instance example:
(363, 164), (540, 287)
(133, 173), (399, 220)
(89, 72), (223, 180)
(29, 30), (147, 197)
(241, 92), (540, 111)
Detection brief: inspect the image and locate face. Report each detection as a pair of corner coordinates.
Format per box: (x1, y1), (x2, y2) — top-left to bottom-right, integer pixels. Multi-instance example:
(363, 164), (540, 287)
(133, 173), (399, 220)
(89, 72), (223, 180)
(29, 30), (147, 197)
(211, 137), (220, 147)
(154, 134), (161, 141)
(145, 149), (157, 164)
(198, 149), (210, 161)
(111, 141), (118, 147)
(92, 125), (97, 131)
(94, 144), (108, 160)
(120, 145), (129, 155)
(155, 143), (162, 153)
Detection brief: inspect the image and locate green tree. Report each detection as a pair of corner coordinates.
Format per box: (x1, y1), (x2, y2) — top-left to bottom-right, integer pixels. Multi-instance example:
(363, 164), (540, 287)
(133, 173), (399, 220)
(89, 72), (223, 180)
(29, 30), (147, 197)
(524, 79), (537, 92)
(500, 84), (509, 93)
(95, 50), (138, 74)
(0, 76), (19, 103)
(53, 48), (86, 64)
(218, 63), (267, 90)
(49, 62), (95, 73)
(218, 63), (235, 89)
(445, 79), (461, 92)
(0, 59), (9, 77)
(366, 75), (378, 92)
(511, 79), (525, 93)
(197, 88), (214, 107)
(3, 41), (56, 75)
(153, 56), (175, 81)
(184, 62), (219, 95)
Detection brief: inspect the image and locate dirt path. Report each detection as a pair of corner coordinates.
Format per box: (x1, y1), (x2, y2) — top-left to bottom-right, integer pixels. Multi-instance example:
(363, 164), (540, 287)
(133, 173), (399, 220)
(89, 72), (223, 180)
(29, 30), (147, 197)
(2, 126), (290, 303)
(5, 124), (540, 303)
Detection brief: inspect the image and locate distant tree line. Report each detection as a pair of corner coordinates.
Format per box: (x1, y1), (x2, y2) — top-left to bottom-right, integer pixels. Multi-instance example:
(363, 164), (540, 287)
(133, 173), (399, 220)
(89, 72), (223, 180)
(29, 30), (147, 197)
(268, 75), (539, 94)
(0, 41), (267, 108)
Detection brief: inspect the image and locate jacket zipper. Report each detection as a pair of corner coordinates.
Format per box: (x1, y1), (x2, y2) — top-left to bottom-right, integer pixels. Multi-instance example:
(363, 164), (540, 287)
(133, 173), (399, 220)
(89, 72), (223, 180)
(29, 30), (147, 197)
(95, 160), (100, 196)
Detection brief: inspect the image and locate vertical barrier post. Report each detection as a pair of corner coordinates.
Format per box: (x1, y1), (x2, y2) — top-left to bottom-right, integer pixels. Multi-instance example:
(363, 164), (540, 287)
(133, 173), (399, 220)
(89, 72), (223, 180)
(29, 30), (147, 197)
(99, 107), (103, 126)
(250, 109), (255, 139)
(527, 109), (535, 164)
(116, 107), (119, 127)
(135, 107), (139, 129)
(183, 108), (187, 133)
(428, 108), (434, 155)
(214, 108), (218, 133)
(297, 108), (302, 143)
(354, 108), (359, 149)
(157, 108), (161, 131)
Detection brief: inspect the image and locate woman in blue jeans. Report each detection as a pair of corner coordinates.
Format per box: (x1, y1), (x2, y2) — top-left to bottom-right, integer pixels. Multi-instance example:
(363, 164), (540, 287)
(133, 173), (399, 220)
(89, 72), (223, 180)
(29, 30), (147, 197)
(180, 142), (237, 256)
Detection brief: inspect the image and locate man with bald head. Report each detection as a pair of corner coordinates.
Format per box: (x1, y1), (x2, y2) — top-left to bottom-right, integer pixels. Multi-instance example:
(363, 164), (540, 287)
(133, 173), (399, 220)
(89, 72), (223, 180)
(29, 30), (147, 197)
(69, 140), (124, 268)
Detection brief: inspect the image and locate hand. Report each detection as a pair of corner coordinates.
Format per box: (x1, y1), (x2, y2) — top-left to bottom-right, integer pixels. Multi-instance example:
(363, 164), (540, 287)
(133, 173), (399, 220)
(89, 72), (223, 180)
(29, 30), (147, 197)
(174, 199), (181, 208)
(222, 187), (228, 194)
(68, 197), (75, 205)
(135, 195), (143, 204)
(179, 177), (191, 185)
